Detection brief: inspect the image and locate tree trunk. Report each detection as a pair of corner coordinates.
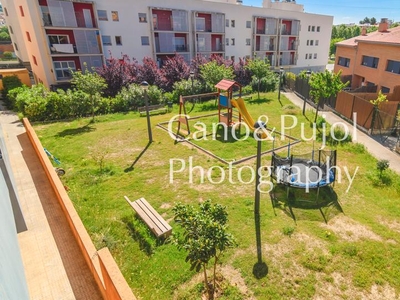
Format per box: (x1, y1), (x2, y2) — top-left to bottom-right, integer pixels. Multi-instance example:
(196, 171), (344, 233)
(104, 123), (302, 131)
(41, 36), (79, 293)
(212, 256), (218, 298)
(258, 79), (260, 100)
(314, 99), (320, 123)
(203, 265), (212, 300)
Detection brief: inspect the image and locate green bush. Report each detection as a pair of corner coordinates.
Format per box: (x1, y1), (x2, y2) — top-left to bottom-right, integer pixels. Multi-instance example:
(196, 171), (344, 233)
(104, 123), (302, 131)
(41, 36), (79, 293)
(2, 51), (13, 60)
(2, 75), (23, 108)
(250, 75), (278, 93)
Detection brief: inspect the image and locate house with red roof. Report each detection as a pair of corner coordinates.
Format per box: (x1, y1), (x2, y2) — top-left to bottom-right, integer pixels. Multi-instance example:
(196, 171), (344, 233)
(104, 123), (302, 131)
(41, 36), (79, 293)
(334, 18), (400, 94)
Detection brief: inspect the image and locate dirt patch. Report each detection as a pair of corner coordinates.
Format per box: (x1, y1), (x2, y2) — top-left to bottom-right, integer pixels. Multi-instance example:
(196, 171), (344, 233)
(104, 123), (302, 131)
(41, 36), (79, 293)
(320, 215), (382, 242)
(314, 272), (398, 300)
(378, 217), (400, 234)
(160, 202), (172, 209)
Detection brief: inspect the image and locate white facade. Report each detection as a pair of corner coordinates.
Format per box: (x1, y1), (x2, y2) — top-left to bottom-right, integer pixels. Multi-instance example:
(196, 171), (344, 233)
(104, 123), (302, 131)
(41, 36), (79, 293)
(3, 0), (333, 87)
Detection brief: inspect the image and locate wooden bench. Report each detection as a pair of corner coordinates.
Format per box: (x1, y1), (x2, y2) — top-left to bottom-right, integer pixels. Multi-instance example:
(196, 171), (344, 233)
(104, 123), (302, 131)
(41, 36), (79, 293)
(138, 104), (167, 116)
(124, 196), (172, 238)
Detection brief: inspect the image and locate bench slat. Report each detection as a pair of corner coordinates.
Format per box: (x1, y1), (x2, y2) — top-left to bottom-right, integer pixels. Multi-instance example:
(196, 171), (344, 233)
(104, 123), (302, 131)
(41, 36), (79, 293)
(124, 196), (172, 238)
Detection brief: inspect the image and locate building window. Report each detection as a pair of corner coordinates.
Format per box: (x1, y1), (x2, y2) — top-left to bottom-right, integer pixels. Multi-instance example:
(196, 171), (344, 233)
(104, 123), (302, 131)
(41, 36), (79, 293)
(310, 40), (314, 46)
(362, 55), (379, 68)
(141, 36), (149, 46)
(306, 40), (309, 46)
(111, 11), (119, 21)
(54, 61), (76, 80)
(338, 56), (350, 67)
(386, 60), (400, 74)
(14, 43), (19, 51)
(32, 55), (37, 66)
(308, 25), (311, 31)
(246, 38), (251, 46)
(9, 26), (13, 34)
(19, 6), (24, 17)
(231, 56), (235, 61)
(246, 20), (251, 28)
(315, 40), (319, 46)
(139, 13), (147, 23)
(314, 53), (317, 59)
(381, 86), (390, 93)
(115, 36), (122, 45)
(98, 10), (108, 21)
(101, 35), (112, 45)
(226, 38), (229, 46)
(317, 26), (320, 32)
(308, 53), (312, 59)
(49, 35), (69, 45)
(226, 19), (229, 27)
(231, 38), (235, 45)
(4, 7), (8, 16)
(305, 54), (308, 59)
(311, 26), (315, 32)
(231, 20), (235, 27)
(26, 31), (31, 42)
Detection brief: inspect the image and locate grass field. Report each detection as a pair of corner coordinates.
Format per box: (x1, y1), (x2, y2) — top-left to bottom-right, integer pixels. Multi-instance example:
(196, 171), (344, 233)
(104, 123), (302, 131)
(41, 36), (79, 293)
(34, 92), (400, 299)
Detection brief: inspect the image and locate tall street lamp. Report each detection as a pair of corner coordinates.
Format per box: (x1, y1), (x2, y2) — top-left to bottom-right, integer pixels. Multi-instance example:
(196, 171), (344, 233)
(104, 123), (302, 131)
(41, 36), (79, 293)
(189, 70), (194, 94)
(302, 69), (312, 115)
(278, 67), (284, 105)
(140, 81), (153, 143)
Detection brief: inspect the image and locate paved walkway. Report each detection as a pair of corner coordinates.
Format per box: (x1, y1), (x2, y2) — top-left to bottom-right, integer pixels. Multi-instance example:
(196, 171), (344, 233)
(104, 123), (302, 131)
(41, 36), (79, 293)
(0, 103), (102, 299)
(283, 91), (400, 174)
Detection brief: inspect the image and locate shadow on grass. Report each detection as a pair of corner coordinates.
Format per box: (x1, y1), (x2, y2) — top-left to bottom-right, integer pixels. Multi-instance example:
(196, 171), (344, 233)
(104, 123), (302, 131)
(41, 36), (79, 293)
(248, 97), (273, 105)
(213, 124), (248, 143)
(122, 216), (157, 256)
(196, 101), (218, 112)
(55, 123), (95, 137)
(269, 185), (344, 224)
(124, 142), (151, 172)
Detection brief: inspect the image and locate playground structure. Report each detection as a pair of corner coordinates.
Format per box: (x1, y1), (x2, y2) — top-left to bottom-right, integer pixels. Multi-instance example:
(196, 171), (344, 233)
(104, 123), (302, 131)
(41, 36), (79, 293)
(270, 146), (339, 223)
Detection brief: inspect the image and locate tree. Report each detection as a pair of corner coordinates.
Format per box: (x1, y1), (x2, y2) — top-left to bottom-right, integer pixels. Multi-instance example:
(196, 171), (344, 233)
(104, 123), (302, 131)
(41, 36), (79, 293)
(245, 58), (271, 99)
(370, 17), (377, 25)
(71, 64), (107, 122)
(360, 17), (371, 24)
(376, 159), (389, 179)
(233, 57), (252, 86)
(161, 54), (190, 92)
(330, 38), (344, 57)
(173, 200), (236, 300)
(309, 70), (348, 122)
(199, 60), (235, 92)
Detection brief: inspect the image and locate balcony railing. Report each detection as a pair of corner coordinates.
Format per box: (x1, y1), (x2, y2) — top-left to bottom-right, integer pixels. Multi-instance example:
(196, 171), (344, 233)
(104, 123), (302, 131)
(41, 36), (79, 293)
(50, 44), (76, 54)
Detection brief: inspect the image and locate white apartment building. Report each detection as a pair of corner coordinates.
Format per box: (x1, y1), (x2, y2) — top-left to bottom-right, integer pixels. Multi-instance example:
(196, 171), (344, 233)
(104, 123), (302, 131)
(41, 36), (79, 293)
(2, 0), (333, 88)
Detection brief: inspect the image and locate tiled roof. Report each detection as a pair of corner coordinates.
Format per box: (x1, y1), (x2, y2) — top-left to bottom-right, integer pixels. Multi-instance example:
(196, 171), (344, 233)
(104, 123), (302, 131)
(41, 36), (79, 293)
(336, 26), (400, 47)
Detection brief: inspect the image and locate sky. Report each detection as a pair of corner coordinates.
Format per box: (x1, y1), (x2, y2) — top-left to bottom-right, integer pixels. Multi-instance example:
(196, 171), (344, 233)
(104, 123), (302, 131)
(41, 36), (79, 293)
(243, 0), (400, 25)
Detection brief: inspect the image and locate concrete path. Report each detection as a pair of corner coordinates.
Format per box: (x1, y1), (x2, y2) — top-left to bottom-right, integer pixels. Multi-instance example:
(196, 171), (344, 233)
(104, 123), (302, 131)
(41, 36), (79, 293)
(283, 91), (400, 174)
(0, 103), (102, 299)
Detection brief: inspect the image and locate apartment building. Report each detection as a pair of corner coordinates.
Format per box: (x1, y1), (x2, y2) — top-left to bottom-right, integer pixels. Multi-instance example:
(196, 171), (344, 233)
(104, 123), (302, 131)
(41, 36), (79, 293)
(3, 0), (333, 88)
(334, 19), (400, 93)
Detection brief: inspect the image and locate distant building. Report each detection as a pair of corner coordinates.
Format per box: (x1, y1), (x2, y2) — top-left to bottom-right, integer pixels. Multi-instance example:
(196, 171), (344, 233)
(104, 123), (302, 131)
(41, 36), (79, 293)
(3, 0), (333, 89)
(334, 18), (400, 93)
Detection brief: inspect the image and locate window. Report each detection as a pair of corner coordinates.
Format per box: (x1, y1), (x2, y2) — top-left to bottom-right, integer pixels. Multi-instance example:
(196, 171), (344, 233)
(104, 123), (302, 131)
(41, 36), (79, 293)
(53, 61), (76, 80)
(32, 55), (37, 66)
(101, 35), (112, 45)
(317, 26), (320, 32)
(231, 20), (235, 27)
(306, 40), (309, 46)
(49, 35), (69, 45)
(9, 26), (13, 34)
(308, 53), (312, 59)
(338, 56), (350, 67)
(310, 40), (314, 46)
(231, 56), (235, 61)
(26, 32), (31, 42)
(311, 26), (315, 32)
(315, 40), (319, 46)
(308, 25), (311, 31)
(231, 38), (235, 45)
(139, 13), (147, 23)
(19, 6), (24, 17)
(305, 54), (308, 59)
(246, 38), (251, 46)
(4, 7), (8, 16)
(381, 86), (390, 93)
(141, 36), (149, 46)
(314, 53), (317, 59)
(226, 38), (229, 46)
(115, 36), (122, 45)
(226, 19), (229, 27)
(362, 55), (379, 68)
(386, 60), (400, 74)
(246, 21), (251, 28)
(98, 10), (108, 21)
(111, 11), (119, 21)
(14, 43), (19, 51)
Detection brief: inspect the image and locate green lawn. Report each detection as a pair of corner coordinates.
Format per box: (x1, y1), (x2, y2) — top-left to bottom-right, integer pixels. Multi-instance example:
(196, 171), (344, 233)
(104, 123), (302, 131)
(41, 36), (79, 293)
(34, 92), (400, 299)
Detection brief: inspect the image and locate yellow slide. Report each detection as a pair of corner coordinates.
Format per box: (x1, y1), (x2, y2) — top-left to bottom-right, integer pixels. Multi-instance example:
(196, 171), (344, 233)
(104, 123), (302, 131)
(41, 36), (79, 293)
(231, 98), (268, 139)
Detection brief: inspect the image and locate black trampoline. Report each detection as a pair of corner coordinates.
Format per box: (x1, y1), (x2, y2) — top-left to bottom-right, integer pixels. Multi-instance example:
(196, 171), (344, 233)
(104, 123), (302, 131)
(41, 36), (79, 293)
(270, 149), (337, 223)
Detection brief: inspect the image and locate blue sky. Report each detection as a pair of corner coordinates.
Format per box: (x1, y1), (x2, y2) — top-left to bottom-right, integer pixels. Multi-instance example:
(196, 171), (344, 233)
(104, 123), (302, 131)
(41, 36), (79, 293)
(243, 0), (400, 25)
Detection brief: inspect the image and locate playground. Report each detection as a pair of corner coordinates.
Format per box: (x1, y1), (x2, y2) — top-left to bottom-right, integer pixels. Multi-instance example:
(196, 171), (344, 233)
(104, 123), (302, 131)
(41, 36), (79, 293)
(33, 90), (400, 299)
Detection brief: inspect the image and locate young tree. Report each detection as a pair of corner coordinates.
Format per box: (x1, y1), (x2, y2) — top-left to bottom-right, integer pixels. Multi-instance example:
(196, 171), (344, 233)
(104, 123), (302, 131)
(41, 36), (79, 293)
(71, 64), (107, 122)
(137, 57), (165, 88)
(309, 70), (348, 122)
(173, 200), (236, 300)
(245, 58), (271, 99)
(199, 60), (235, 92)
